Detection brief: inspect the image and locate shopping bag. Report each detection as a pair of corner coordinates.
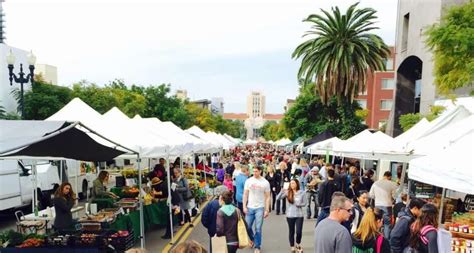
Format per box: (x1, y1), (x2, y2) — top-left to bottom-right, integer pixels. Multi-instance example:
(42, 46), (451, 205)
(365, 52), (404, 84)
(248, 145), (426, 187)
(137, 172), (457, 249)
(237, 210), (251, 249)
(211, 236), (227, 252)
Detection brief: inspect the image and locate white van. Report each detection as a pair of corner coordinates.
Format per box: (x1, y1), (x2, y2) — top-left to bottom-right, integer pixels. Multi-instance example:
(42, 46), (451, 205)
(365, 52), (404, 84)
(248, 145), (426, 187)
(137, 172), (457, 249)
(0, 160), (60, 211)
(63, 159), (97, 199)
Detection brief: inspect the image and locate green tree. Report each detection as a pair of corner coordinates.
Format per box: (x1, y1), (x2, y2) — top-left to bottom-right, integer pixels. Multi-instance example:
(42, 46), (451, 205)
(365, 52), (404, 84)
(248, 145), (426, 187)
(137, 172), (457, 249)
(20, 79), (73, 120)
(292, 3), (390, 104)
(399, 105), (446, 132)
(425, 1), (474, 93)
(71, 81), (118, 114)
(283, 83), (367, 140)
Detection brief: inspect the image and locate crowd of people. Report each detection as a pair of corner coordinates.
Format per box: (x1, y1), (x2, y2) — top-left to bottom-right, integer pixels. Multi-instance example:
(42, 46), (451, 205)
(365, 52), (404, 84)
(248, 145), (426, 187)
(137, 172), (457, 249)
(198, 144), (450, 253)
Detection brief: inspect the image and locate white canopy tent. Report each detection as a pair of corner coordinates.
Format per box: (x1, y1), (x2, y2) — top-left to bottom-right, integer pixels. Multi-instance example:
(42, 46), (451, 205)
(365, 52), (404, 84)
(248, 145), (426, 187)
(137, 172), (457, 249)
(186, 126), (223, 151)
(243, 139), (258, 145)
(409, 129), (474, 195)
(275, 138), (292, 146)
(47, 98), (176, 248)
(306, 137), (342, 155)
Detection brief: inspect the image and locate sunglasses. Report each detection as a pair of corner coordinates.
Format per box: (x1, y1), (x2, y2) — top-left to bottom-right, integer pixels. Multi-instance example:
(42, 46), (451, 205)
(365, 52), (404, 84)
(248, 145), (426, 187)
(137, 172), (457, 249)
(341, 208), (353, 214)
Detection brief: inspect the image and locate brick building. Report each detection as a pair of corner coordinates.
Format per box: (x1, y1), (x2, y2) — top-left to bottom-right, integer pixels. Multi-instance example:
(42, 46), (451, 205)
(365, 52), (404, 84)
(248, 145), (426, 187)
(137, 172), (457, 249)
(355, 47), (395, 129)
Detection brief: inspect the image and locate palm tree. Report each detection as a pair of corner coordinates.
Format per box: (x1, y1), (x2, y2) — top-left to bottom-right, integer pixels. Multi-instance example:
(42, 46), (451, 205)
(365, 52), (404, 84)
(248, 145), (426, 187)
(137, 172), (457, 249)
(292, 3), (390, 104)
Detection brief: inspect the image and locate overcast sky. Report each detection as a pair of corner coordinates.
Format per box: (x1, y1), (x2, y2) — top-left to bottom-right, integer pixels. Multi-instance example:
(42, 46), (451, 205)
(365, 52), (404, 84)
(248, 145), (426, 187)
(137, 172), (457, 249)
(4, 0), (397, 113)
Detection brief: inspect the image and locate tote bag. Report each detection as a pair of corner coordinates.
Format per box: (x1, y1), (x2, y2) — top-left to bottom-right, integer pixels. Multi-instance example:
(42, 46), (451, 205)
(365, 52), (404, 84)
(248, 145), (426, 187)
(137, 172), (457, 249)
(237, 209), (251, 249)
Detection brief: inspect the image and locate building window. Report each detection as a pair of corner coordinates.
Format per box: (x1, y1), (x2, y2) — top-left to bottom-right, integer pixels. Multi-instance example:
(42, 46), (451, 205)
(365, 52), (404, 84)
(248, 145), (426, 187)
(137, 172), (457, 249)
(380, 100), (393, 111)
(402, 13), (410, 50)
(381, 78), (395, 89)
(378, 120), (387, 129)
(356, 99), (367, 109)
(358, 89), (368, 95)
(385, 58), (394, 70)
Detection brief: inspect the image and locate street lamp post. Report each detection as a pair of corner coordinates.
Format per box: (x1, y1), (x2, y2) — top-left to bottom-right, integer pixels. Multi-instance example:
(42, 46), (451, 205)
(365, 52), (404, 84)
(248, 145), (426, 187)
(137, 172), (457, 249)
(6, 49), (36, 119)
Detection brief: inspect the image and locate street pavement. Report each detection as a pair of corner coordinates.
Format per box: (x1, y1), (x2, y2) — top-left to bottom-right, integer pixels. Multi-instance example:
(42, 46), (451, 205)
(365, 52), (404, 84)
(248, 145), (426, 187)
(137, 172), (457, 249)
(179, 210), (317, 253)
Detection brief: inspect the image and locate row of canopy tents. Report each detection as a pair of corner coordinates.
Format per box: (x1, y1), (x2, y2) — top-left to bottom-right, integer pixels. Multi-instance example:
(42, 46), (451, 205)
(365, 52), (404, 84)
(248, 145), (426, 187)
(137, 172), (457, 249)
(305, 104), (474, 196)
(0, 97), (242, 248)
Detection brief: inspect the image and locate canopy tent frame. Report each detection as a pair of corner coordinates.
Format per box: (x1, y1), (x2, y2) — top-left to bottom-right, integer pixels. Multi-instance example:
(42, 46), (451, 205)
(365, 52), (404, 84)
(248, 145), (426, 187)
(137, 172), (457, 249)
(0, 120), (148, 248)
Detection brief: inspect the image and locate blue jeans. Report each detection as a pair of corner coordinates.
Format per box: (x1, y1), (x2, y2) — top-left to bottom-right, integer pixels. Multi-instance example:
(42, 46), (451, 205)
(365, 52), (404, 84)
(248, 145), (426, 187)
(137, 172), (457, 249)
(245, 207), (264, 249)
(376, 206), (392, 238)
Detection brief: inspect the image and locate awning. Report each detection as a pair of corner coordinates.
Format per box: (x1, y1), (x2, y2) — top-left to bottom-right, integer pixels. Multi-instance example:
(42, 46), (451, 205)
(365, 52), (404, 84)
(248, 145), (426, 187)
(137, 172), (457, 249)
(0, 120), (128, 161)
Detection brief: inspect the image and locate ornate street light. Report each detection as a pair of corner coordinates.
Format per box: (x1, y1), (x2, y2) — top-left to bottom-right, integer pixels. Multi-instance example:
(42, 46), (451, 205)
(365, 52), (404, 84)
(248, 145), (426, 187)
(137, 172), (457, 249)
(6, 49), (36, 119)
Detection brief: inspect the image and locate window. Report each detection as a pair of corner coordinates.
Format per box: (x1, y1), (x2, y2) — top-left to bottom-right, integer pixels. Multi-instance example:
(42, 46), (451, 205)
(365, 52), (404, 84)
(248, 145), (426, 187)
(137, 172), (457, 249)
(378, 120), (387, 129)
(358, 89), (368, 95)
(381, 78), (395, 89)
(402, 13), (410, 50)
(380, 100), (393, 111)
(356, 99), (367, 109)
(385, 58), (394, 70)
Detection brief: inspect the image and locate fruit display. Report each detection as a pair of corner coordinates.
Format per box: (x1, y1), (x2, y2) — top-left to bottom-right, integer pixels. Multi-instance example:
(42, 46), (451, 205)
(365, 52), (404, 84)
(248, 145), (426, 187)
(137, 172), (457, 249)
(109, 230), (129, 238)
(17, 238), (44, 248)
(122, 167), (149, 178)
(122, 186), (140, 198)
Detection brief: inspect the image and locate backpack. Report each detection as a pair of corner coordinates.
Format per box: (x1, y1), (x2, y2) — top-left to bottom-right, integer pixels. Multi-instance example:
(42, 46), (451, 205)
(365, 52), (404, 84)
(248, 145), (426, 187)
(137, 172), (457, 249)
(420, 225), (452, 253)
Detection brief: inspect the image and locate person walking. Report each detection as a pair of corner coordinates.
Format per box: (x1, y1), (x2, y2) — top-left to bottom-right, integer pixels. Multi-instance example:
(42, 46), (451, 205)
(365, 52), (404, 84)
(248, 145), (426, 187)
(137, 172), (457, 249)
(216, 190), (244, 253)
(351, 208), (391, 253)
(173, 168), (193, 227)
(264, 165), (278, 213)
(350, 190), (370, 233)
(235, 166), (249, 213)
(243, 165), (271, 253)
(276, 161), (291, 215)
(201, 186), (228, 253)
(314, 196), (353, 253)
(277, 179), (307, 252)
(369, 171), (397, 238)
(317, 168), (341, 224)
(408, 203), (440, 253)
(390, 198), (424, 253)
(305, 167), (322, 219)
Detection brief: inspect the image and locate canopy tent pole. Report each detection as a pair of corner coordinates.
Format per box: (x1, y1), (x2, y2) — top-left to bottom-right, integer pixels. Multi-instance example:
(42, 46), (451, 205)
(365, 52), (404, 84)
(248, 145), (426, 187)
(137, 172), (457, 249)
(75, 164), (79, 201)
(180, 155), (184, 173)
(202, 155), (207, 184)
(438, 188), (446, 225)
(192, 153), (197, 181)
(137, 155), (145, 249)
(32, 160), (38, 215)
(340, 157), (344, 166)
(59, 161), (63, 182)
(166, 154), (175, 244)
(398, 163), (408, 197)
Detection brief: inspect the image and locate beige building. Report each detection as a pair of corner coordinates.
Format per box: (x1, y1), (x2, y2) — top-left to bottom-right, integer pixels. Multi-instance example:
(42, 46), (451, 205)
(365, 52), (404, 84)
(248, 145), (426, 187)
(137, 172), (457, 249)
(387, 0), (469, 136)
(176, 89), (188, 101)
(35, 64), (58, 85)
(247, 91), (265, 118)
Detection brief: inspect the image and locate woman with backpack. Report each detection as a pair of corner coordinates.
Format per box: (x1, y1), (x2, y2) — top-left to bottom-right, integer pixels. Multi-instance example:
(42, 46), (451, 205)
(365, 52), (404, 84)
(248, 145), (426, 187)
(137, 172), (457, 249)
(351, 208), (391, 253)
(276, 179), (307, 253)
(408, 204), (439, 253)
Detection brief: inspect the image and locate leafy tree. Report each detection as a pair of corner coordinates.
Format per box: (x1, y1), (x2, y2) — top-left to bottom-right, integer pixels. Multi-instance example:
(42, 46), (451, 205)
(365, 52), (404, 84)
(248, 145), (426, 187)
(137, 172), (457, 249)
(20, 79), (73, 120)
(261, 121), (287, 141)
(71, 81), (118, 114)
(425, 1), (474, 93)
(283, 83), (367, 140)
(292, 3), (390, 104)
(399, 105), (446, 132)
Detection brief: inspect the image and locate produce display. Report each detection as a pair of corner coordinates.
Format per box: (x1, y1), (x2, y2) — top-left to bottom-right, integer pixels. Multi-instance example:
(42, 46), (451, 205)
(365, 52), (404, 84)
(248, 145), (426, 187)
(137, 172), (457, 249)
(121, 186), (140, 198)
(17, 238), (44, 248)
(446, 211), (474, 252)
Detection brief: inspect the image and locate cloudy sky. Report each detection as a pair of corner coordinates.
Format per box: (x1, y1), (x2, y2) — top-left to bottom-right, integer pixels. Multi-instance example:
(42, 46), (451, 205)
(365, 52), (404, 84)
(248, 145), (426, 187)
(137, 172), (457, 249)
(4, 0), (397, 113)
